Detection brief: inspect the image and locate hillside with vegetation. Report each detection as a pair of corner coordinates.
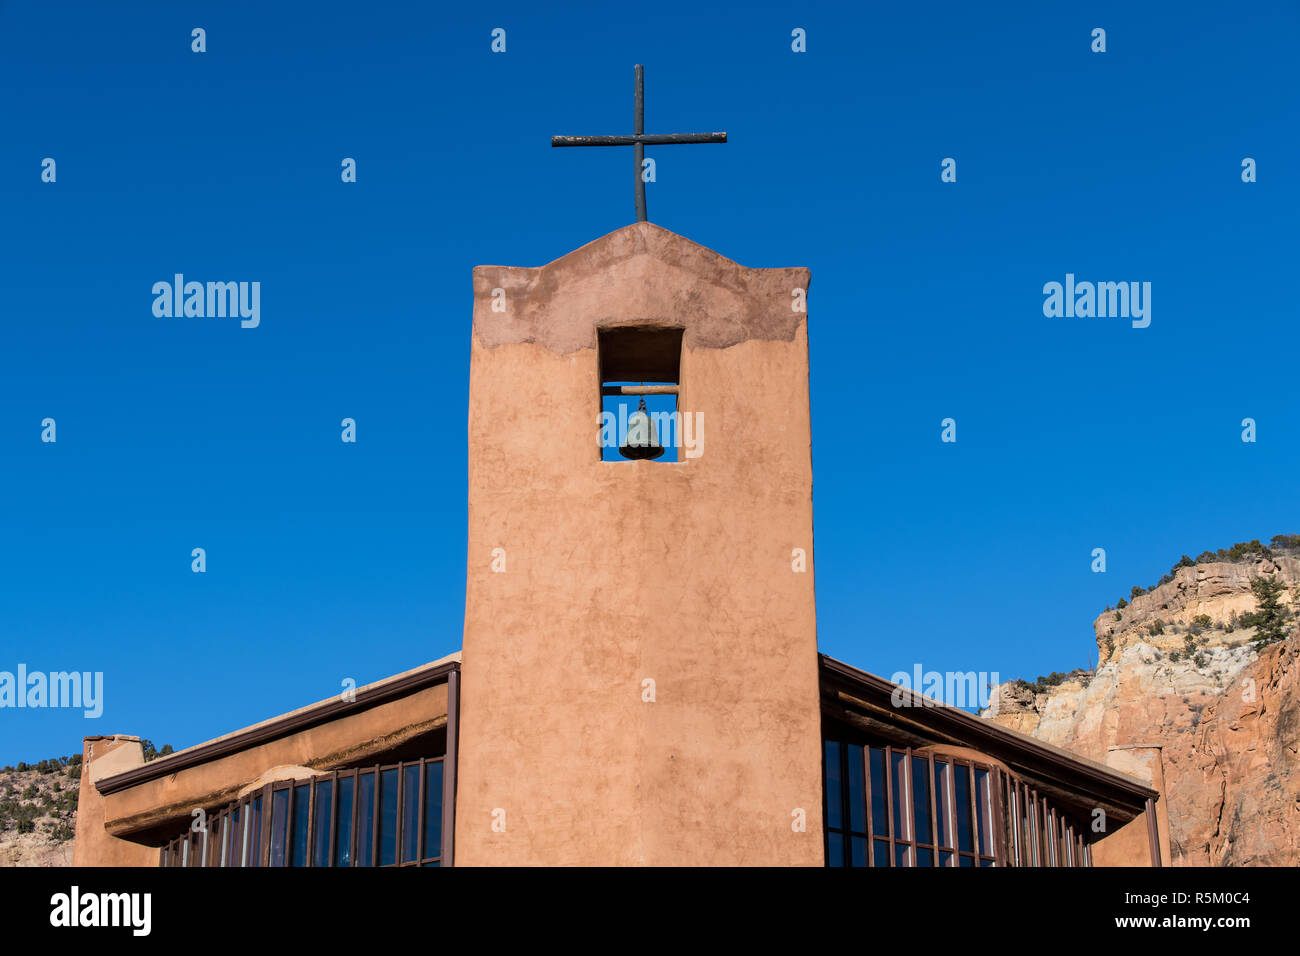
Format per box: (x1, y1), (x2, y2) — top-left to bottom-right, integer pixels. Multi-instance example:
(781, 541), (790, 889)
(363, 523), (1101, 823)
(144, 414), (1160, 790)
(0, 756), (80, 866)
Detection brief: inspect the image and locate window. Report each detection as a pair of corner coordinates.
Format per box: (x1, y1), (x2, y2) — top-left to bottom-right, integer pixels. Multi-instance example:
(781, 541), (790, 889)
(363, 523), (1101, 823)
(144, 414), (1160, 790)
(823, 741), (1091, 867)
(401, 763), (420, 864)
(378, 767), (399, 866)
(356, 770), (375, 866)
(598, 327), (682, 462)
(422, 761), (443, 864)
(1002, 776), (1091, 868)
(291, 783), (310, 866)
(159, 756), (449, 867)
(312, 778), (332, 868)
(334, 775), (354, 867)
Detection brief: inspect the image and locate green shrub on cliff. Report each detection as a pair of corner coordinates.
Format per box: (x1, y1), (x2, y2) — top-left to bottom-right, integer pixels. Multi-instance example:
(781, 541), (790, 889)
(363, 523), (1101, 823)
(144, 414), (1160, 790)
(1241, 576), (1290, 647)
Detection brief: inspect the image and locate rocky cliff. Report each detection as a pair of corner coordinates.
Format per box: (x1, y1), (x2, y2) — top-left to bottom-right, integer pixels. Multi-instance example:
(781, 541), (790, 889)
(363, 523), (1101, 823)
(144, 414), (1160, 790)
(986, 552), (1300, 866)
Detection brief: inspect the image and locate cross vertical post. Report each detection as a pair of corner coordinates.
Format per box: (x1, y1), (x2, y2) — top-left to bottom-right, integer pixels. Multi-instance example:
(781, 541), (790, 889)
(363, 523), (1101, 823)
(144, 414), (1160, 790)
(551, 65), (727, 224)
(634, 65), (646, 223)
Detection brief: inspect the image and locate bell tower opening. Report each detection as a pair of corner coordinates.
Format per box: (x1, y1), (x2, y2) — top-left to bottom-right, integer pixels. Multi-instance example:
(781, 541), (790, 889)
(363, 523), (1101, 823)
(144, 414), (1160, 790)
(597, 326), (682, 462)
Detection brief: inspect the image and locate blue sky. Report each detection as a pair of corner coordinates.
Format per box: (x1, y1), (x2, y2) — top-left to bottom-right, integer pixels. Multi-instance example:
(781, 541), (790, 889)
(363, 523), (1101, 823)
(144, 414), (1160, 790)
(1, 1), (1296, 764)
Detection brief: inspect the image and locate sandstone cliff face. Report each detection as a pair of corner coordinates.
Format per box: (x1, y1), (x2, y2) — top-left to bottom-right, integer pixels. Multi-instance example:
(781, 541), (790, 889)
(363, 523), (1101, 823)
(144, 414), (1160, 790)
(986, 557), (1300, 866)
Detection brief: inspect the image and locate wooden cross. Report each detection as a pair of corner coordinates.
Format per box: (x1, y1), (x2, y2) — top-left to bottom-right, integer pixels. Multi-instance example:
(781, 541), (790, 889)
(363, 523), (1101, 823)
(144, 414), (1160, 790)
(551, 64), (727, 223)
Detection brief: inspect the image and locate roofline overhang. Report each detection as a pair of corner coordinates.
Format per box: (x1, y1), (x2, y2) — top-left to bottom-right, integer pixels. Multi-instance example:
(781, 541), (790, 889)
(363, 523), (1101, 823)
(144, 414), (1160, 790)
(819, 654), (1158, 809)
(96, 658), (460, 797)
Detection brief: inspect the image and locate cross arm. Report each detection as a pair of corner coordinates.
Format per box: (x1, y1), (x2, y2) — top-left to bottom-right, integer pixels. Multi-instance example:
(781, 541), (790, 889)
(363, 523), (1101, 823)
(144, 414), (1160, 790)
(551, 132), (727, 147)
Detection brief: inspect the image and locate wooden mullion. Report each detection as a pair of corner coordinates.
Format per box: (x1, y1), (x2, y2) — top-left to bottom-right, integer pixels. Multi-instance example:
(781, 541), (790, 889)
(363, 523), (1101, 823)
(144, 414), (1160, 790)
(299, 779), (308, 866)
(1011, 779), (1022, 866)
(863, 747), (874, 865)
(927, 754), (939, 866)
(953, 758), (966, 857)
(394, 761), (404, 868)
(350, 769), (360, 867)
(259, 784), (273, 867)
(371, 765), (380, 867)
(884, 747), (896, 866)
(416, 758), (426, 865)
(288, 781), (298, 867)
(989, 767), (1003, 866)
(905, 747), (913, 855)
(327, 772), (338, 867)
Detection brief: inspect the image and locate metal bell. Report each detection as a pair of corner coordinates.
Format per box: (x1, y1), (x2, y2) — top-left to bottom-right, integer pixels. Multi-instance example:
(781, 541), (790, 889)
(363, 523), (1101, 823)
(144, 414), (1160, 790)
(620, 396), (665, 460)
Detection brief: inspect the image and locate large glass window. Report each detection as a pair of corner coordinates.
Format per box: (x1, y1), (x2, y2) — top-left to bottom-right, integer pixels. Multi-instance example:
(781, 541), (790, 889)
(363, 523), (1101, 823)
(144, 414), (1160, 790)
(159, 757), (449, 868)
(823, 741), (1091, 868)
(824, 742), (867, 867)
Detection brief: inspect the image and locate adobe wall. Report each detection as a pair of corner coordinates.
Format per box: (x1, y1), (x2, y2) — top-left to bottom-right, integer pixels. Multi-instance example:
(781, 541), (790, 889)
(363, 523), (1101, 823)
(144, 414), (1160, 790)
(72, 736), (159, 866)
(1092, 810), (1157, 866)
(1092, 744), (1170, 866)
(455, 223), (824, 865)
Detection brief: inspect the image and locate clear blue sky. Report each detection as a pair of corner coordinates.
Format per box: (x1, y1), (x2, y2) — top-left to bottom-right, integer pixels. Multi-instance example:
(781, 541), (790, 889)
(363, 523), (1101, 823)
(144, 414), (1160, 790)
(1, 1), (1296, 764)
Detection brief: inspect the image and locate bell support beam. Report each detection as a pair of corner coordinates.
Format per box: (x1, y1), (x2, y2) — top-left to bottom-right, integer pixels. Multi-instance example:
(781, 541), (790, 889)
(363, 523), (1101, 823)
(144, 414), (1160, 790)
(601, 385), (678, 396)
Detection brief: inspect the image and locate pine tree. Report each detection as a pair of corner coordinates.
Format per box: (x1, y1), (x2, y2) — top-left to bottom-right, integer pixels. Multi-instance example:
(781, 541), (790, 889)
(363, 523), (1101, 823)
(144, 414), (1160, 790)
(1241, 575), (1290, 646)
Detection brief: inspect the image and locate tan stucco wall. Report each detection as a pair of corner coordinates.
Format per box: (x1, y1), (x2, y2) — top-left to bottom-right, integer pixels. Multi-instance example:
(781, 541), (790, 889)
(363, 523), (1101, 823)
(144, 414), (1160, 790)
(72, 736), (159, 866)
(1091, 744), (1171, 866)
(455, 223), (824, 865)
(98, 682), (448, 840)
(1092, 811), (1157, 866)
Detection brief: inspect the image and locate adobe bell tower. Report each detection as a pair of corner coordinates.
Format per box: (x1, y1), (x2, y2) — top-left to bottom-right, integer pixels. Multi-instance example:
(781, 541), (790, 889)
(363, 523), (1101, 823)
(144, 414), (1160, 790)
(454, 222), (823, 865)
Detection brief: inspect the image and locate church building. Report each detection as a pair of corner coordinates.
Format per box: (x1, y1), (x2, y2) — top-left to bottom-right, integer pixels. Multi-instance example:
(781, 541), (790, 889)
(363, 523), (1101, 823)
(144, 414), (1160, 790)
(73, 222), (1168, 867)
